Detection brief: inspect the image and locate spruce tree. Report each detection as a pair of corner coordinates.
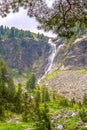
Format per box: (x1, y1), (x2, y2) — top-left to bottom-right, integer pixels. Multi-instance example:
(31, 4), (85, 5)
(45, 87), (50, 102)
(0, 58), (16, 117)
(15, 83), (22, 113)
(26, 73), (36, 90)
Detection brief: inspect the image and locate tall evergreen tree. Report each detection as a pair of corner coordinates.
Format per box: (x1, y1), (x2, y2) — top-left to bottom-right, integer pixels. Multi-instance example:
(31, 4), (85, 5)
(35, 89), (41, 107)
(26, 74), (36, 90)
(0, 58), (16, 116)
(15, 83), (22, 113)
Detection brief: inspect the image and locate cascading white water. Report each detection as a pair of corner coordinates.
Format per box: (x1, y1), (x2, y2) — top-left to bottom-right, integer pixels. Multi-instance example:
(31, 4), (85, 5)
(43, 39), (56, 77)
(38, 38), (56, 83)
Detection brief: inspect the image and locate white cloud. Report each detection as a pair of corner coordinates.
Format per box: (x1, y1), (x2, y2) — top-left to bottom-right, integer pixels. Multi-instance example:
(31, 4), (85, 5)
(0, 2), (56, 38)
(46, 0), (55, 7)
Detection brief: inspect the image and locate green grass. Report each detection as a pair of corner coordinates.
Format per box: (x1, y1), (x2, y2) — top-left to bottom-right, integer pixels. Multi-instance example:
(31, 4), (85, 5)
(42, 70), (61, 81)
(0, 122), (34, 130)
(42, 69), (87, 82)
(76, 69), (87, 74)
(8, 67), (35, 79)
(58, 115), (80, 130)
(24, 68), (35, 77)
(58, 115), (87, 130)
(0, 82), (87, 130)
(0, 102), (87, 130)
(8, 68), (24, 78)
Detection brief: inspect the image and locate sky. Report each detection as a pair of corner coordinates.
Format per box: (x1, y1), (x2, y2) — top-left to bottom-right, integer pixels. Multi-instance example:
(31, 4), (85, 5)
(0, 0), (56, 37)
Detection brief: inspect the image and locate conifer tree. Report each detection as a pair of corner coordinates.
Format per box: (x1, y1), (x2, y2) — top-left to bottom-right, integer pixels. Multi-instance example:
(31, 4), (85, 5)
(37, 104), (52, 130)
(15, 83), (22, 113)
(42, 87), (45, 103)
(42, 87), (50, 103)
(26, 73), (36, 90)
(35, 89), (41, 107)
(45, 87), (50, 102)
(0, 58), (16, 116)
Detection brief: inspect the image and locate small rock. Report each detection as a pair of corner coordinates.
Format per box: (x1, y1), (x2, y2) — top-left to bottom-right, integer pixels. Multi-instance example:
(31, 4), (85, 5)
(8, 119), (21, 123)
(71, 112), (76, 117)
(77, 121), (84, 126)
(67, 111), (73, 116)
(25, 128), (33, 130)
(56, 124), (65, 130)
(85, 123), (87, 126)
(57, 114), (63, 119)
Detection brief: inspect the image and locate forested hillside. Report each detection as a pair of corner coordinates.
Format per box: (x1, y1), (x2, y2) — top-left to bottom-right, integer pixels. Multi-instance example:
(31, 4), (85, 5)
(0, 25), (48, 41)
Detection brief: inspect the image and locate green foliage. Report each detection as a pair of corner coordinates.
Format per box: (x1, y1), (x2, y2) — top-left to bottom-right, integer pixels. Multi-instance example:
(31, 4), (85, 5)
(22, 91), (35, 122)
(35, 104), (52, 130)
(34, 88), (41, 106)
(15, 83), (22, 113)
(83, 93), (87, 106)
(22, 92), (30, 122)
(79, 109), (87, 122)
(59, 98), (69, 107)
(42, 70), (60, 81)
(52, 91), (56, 101)
(71, 98), (76, 107)
(0, 26), (48, 41)
(0, 122), (34, 130)
(0, 106), (5, 120)
(76, 69), (87, 74)
(24, 68), (34, 77)
(1, 0), (87, 38)
(0, 60), (87, 129)
(26, 74), (36, 90)
(0, 58), (16, 118)
(41, 86), (50, 103)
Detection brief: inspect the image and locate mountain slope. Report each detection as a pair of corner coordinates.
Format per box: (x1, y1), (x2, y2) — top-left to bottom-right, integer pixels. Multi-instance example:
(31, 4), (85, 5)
(43, 35), (87, 101)
(54, 35), (87, 70)
(0, 38), (51, 78)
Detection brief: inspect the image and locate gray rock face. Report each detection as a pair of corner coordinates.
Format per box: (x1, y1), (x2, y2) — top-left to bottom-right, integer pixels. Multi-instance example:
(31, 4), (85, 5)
(55, 36), (87, 70)
(0, 38), (51, 77)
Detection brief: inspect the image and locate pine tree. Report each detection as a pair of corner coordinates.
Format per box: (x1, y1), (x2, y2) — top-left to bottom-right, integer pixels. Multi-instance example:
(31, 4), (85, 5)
(0, 58), (16, 117)
(37, 104), (52, 130)
(22, 92), (29, 122)
(35, 89), (41, 107)
(45, 87), (50, 102)
(22, 91), (35, 122)
(42, 87), (45, 103)
(42, 87), (50, 103)
(26, 74), (36, 90)
(15, 83), (22, 113)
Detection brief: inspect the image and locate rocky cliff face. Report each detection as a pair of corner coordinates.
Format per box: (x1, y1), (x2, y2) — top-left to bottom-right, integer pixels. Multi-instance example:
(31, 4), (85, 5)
(54, 36), (87, 70)
(0, 38), (51, 77)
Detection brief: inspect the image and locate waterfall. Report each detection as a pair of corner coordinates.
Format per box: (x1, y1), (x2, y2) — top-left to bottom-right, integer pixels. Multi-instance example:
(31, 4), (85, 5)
(38, 38), (56, 83)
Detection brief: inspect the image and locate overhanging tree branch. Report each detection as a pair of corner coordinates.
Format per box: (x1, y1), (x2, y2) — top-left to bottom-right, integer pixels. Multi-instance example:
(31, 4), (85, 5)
(0, 0), (87, 38)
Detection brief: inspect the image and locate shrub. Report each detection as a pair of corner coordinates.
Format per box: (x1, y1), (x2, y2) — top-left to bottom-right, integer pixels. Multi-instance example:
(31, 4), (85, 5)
(59, 98), (69, 107)
(83, 93), (87, 106)
(79, 109), (87, 122)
